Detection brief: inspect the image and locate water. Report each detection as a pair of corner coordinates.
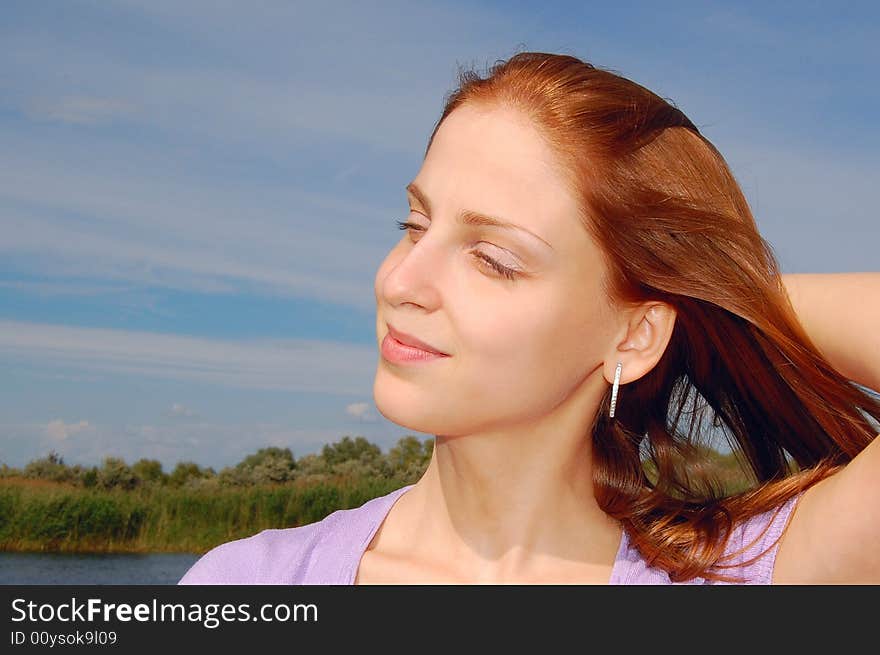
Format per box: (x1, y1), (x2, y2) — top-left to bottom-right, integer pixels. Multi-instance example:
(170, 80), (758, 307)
(0, 552), (200, 584)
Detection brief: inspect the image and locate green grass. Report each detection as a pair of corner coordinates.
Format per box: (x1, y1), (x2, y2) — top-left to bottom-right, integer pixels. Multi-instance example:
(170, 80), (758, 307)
(0, 476), (407, 553)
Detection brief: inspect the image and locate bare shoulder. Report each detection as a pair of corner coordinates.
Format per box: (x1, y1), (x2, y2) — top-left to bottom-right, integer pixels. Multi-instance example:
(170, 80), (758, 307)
(773, 433), (880, 584)
(355, 485), (444, 584)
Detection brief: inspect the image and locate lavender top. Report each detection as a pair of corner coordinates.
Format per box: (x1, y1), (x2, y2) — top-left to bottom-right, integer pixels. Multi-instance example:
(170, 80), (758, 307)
(178, 483), (803, 585)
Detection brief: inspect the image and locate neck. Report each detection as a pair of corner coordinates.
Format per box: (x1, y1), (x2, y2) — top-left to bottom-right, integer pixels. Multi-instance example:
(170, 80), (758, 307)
(403, 368), (622, 580)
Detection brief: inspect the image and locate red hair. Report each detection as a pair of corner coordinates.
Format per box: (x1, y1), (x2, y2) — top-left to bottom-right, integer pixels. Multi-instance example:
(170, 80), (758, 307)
(425, 50), (880, 582)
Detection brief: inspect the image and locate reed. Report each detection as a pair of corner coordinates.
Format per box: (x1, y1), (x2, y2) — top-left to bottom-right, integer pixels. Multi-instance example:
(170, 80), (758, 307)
(0, 476), (407, 553)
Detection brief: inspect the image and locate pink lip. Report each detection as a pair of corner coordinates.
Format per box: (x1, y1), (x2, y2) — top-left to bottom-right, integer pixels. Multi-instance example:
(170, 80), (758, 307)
(381, 333), (449, 364)
(381, 325), (450, 365)
(385, 324), (449, 355)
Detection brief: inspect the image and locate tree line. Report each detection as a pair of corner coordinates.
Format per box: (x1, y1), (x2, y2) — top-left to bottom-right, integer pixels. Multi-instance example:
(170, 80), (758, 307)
(0, 435), (434, 490)
(0, 435), (757, 552)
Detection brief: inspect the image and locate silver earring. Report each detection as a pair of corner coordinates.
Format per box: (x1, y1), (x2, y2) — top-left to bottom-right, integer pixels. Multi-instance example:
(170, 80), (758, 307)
(609, 361), (622, 418)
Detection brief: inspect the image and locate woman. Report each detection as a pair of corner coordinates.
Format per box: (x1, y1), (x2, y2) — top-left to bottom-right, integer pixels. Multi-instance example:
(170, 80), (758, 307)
(179, 51), (880, 585)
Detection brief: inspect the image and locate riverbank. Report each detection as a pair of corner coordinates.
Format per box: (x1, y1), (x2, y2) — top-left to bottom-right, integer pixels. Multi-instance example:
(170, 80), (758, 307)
(0, 476), (407, 554)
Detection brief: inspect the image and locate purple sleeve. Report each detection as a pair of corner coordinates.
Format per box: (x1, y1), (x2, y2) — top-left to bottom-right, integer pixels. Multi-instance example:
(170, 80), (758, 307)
(177, 524), (323, 585)
(612, 490), (805, 584)
(716, 490), (805, 585)
(175, 490), (411, 585)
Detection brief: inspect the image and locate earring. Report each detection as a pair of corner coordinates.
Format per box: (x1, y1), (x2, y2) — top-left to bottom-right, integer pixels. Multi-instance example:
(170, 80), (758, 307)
(609, 361), (622, 418)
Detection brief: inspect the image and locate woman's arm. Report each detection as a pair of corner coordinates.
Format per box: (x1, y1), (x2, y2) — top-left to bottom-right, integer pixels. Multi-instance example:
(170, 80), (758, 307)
(772, 271), (880, 583)
(781, 272), (880, 393)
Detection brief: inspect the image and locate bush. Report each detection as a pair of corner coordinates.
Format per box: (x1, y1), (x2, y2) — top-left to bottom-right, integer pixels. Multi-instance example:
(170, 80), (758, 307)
(322, 436), (382, 468)
(217, 466), (252, 487)
(385, 436), (432, 482)
(330, 458), (383, 480)
(132, 459), (167, 485)
(168, 461), (214, 488)
(321, 436), (389, 480)
(217, 447), (298, 486)
(293, 453), (329, 476)
(0, 463), (22, 478)
(79, 467), (99, 488)
(238, 447), (296, 470)
(96, 457), (139, 491)
(250, 456), (296, 484)
(23, 451), (74, 483)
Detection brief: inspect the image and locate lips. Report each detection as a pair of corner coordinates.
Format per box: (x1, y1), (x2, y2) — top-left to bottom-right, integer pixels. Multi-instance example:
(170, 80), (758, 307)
(386, 324), (449, 356)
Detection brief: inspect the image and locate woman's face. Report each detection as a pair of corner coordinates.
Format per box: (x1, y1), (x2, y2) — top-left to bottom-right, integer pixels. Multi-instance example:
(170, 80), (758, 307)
(374, 103), (618, 436)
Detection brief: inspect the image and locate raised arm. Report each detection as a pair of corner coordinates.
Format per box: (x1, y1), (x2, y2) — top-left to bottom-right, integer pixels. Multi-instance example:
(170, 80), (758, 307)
(782, 272), (880, 393)
(772, 272), (880, 584)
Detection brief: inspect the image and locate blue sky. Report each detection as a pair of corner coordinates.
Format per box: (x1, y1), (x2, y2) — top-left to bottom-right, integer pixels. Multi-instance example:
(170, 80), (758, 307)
(1, 1), (877, 470)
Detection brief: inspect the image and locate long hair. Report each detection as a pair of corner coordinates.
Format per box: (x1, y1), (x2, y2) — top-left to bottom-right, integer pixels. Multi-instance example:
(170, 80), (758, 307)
(424, 50), (880, 582)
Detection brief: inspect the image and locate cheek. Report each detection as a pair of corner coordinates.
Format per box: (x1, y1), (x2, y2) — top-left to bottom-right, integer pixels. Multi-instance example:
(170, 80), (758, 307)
(458, 293), (579, 384)
(464, 288), (569, 357)
(462, 287), (603, 394)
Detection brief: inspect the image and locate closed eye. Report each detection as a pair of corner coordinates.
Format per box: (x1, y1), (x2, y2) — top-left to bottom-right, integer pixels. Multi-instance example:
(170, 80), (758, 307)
(395, 219), (521, 281)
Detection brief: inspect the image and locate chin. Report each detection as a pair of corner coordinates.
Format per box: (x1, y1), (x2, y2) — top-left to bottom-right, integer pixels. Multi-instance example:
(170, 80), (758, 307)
(372, 375), (452, 435)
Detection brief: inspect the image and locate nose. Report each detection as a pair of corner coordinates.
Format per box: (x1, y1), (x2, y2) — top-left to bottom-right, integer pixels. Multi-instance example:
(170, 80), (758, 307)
(379, 235), (445, 311)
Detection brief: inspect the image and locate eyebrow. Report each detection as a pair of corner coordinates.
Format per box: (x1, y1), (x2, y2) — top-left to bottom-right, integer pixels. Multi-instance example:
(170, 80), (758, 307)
(405, 182), (553, 250)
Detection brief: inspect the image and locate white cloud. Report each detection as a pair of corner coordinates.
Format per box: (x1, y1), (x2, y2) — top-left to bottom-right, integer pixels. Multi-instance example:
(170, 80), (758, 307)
(26, 95), (135, 125)
(16, 369), (103, 383)
(1, 207), (376, 308)
(0, 320), (377, 394)
(1, 1), (517, 154)
(0, 143), (397, 309)
(168, 403), (197, 418)
(0, 280), (139, 298)
(45, 419), (91, 441)
(0, 3), (520, 311)
(345, 401), (377, 422)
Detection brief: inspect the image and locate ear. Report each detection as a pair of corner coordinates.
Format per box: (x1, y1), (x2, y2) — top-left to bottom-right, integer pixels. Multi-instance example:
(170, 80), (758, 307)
(603, 302), (677, 385)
